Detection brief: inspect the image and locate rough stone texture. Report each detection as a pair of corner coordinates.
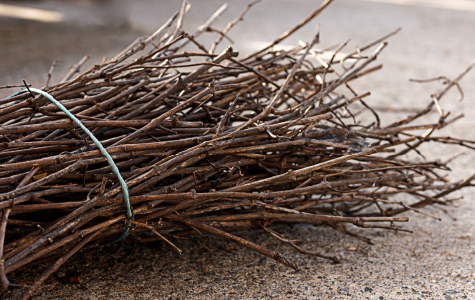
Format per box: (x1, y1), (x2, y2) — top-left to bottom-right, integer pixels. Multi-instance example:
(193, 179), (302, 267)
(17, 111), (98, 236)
(1, 0), (474, 299)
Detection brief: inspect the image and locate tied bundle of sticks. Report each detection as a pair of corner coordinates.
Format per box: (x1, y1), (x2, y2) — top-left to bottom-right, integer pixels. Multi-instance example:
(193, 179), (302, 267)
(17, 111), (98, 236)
(1, 0), (475, 298)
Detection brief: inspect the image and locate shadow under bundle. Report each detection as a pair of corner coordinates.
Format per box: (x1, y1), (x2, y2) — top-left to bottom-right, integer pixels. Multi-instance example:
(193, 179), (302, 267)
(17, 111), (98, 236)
(1, 0), (474, 298)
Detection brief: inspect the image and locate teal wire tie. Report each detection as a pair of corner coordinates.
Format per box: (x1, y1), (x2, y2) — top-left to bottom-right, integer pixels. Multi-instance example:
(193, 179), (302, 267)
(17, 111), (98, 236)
(7, 88), (132, 242)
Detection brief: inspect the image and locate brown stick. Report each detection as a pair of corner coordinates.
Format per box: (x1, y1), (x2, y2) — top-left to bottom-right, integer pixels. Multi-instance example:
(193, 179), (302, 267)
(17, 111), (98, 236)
(0, 209), (11, 289)
(167, 214), (298, 270)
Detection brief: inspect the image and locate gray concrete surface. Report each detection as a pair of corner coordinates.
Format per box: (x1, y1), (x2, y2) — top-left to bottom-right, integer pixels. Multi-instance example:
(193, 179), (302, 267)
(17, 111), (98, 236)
(1, 0), (475, 299)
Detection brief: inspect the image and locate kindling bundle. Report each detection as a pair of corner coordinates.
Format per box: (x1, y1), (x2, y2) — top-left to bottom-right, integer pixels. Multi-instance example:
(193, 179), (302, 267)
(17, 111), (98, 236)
(1, 1), (474, 298)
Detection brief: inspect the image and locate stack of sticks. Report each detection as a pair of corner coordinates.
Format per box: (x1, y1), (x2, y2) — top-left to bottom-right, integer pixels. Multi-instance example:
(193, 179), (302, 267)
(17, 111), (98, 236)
(1, 0), (474, 298)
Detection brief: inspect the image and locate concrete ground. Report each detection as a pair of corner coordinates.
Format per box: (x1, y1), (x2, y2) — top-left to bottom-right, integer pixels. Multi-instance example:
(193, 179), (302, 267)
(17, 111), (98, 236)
(1, 0), (475, 299)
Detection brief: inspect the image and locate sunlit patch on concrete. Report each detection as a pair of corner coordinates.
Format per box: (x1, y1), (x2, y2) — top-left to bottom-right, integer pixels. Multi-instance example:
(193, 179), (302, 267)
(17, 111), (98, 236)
(0, 4), (64, 23)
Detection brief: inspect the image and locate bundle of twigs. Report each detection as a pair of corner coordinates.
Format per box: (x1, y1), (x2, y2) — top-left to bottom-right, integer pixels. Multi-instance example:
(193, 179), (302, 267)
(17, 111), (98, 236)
(1, 0), (474, 298)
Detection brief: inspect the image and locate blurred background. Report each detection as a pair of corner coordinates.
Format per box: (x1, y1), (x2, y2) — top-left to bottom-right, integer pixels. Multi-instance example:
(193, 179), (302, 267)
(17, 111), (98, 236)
(1, 0), (474, 107)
